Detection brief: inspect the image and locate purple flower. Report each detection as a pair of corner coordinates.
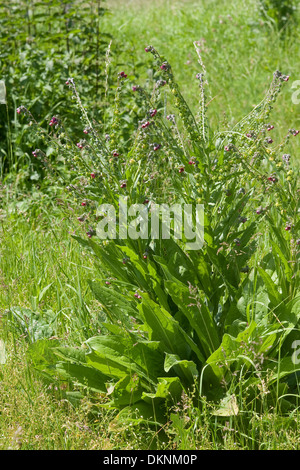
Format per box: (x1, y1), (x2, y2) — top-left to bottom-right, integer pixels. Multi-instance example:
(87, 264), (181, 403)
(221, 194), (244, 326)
(49, 116), (59, 127)
(141, 121), (150, 129)
(160, 63), (168, 70)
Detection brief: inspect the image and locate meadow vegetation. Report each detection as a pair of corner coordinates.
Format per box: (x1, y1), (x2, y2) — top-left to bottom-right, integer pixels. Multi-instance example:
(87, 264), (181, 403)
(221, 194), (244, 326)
(0, 0), (299, 450)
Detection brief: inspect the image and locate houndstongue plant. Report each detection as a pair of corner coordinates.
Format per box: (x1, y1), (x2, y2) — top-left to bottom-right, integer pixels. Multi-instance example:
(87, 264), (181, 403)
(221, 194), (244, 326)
(20, 46), (300, 427)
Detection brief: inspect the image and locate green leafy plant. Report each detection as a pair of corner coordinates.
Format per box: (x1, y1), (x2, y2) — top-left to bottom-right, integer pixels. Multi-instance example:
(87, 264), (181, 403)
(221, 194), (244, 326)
(16, 45), (300, 428)
(0, 0), (111, 178)
(258, 0), (298, 32)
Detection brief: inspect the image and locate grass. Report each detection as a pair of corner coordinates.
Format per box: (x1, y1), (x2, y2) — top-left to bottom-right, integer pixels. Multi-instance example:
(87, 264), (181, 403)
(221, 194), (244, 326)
(0, 0), (300, 451)
(104, 0), (300, 139)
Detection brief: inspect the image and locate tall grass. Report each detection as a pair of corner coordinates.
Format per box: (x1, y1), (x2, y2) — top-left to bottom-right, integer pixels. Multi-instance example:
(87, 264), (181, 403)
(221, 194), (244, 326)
(0, 0), (299, 451)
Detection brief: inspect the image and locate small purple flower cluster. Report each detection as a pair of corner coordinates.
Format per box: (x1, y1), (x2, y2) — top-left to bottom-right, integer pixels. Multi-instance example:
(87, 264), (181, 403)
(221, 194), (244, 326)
(282, 153), (291, 164)
(141, 121), (151, 129)
(86, 228), (96, 238)
(16, 105), (26, 115)
(144, 45), (154, 53)
(267, 175), (278, 183)
(119, 71), (127, 79)
(49, 116), (59, 127)
(156, 79), (167, 88)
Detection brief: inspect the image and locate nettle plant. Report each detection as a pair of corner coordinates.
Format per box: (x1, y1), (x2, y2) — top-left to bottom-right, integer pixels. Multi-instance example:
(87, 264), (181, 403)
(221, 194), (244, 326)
(20, 45), (300, 426)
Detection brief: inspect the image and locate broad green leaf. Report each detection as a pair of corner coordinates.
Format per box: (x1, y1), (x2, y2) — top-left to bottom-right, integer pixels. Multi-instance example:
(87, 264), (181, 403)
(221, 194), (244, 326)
(164, 280), (220, 357)
(269, 239), (292, 283)
(137, 294), (201, 362)
(88, 280), (137, 322)
(142, 377), (183, 403)
(106, 374), (144, 406)
(206, 322), (257, 380)
(85, 335), (163, 385)
(187, 250), (213, 296)
(164, 353), (198, 386)
(53, 346), (87, 364)
(257, 267), (282, 308)
(55, 362), (108, 393)
(109, 400), (166, 429)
